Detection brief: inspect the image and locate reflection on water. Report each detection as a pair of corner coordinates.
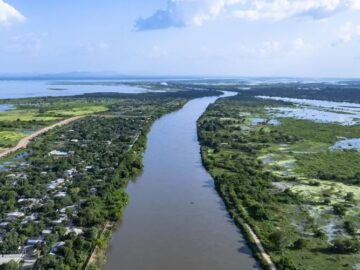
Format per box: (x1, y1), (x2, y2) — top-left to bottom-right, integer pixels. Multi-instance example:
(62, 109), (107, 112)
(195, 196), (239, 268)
(0, 104), (14, 112)
(103, 92), (259, 270)
(258, 96), (360, 125)
(250, 117), (279, 126)
(331, 138), (360, 151)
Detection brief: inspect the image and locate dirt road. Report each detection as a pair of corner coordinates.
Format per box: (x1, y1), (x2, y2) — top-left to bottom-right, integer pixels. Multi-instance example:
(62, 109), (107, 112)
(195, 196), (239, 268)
(0, 116), (83, 159)
(244, 224), (277, 270)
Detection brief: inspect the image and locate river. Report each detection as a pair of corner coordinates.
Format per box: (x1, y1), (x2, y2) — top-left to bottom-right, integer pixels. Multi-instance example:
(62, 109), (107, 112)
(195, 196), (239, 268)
(103, 92), (259, 270)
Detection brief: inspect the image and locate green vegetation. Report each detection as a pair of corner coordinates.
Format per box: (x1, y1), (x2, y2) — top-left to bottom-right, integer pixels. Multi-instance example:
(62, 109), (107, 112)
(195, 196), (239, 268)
(0, 98), (115, 153)
(0, 131), (26, 149)
(295, 151), (360, 183)
(0, 89), (221, 269)
(198, 92), (360, 270)
(46, 105), (108, 116)
(275, 118), (360, 144)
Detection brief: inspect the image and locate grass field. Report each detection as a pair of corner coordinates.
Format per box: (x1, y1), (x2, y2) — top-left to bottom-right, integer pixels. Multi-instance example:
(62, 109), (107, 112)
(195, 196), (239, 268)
(0, 131), (26, 148)
(0, 100), (111, 152)
(47, 105), (108, 116)
(0, 110), (61, 122)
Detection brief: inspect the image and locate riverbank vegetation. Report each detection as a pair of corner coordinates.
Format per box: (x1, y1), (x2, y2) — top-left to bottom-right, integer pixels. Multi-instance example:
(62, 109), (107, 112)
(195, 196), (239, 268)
(0, 89), (221, 269)
(198, 89), (360, 270)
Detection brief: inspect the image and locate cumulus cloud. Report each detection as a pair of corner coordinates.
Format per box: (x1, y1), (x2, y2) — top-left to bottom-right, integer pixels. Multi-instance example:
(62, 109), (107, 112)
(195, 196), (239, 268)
(136, 0), (360, 30)
(0, 0), (25, 26)
(136, 0), (233, 30)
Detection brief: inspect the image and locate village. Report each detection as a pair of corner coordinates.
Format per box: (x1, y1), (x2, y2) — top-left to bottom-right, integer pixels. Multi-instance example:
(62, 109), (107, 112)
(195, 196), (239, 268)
(0, 111), (147, 269)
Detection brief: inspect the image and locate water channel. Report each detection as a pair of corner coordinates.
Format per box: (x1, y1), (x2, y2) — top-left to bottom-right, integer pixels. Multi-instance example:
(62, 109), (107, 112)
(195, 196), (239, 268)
(103, 92), (259, 270)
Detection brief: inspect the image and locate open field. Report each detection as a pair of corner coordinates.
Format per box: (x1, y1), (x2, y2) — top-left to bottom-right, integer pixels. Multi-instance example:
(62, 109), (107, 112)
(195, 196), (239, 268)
(0, 131), (27, 148)
(0, 98), (112, 153)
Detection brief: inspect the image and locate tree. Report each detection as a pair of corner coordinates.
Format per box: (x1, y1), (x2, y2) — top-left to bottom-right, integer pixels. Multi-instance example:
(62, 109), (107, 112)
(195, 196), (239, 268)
(345, 192), (355, 203)
(0, 261), (18, 270)
(293, 238), (308, 249)
(0, 231), (22, 253)
(331, 238), (360, 254)
(277, 256), (297, 270)
(333, 203), (347, 216)
(268, 231), (289, 251)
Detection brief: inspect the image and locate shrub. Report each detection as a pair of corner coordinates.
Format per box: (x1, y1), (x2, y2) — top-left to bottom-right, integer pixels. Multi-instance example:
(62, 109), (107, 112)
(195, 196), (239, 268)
(293, 238), (308, 249)
(277, 256), (297, 270)
(331, 238), (360, 254)
(268, 231), (289, 251)
(333, 203), (347, 216)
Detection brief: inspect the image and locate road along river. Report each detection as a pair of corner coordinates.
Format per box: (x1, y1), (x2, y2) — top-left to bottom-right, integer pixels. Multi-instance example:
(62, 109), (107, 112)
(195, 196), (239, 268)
(103, 92), (260, 270)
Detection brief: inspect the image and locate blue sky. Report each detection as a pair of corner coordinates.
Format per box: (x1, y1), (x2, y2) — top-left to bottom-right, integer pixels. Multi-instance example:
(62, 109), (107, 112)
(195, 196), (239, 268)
(0, 0), (360, 77)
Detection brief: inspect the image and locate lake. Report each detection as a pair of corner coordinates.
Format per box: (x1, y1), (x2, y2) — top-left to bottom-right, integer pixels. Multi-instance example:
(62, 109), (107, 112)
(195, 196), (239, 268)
(103, 92), (259, 270)
(0, 80), (147, 99)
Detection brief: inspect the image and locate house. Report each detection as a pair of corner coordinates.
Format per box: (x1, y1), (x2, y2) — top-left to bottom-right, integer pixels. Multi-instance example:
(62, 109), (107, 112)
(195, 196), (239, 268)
(52, 217), (66, 224)
(6, 211), (25, 221)
(0, 254), (23, 265)
(49, 150), (68, 156)
(26, 239), (42, 246)
(50, 242), (65, 255)
(60, 205), (76, 214)
(47, 178), (65, 190)
(54, 192), (67, 198)
(0, 222), (9, 228)
(64, 168), (77, 178)
(42, 229), (52, 236)
(65, 227), (83, 236)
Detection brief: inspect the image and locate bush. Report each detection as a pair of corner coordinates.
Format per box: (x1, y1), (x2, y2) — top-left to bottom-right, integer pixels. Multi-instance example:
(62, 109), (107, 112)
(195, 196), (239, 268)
(344, 221), (356, 235)
(268, 231), (289, 251)
(331, 238), (360, 254)
(0, 261), (18, 270)
(277, 256), (297, 270)
(293, 238), (308, 249)
(333, 203), (347, 216)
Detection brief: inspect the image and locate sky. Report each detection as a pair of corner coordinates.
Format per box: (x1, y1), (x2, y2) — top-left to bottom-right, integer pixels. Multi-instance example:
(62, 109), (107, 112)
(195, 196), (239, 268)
(0, 0), (360, 78)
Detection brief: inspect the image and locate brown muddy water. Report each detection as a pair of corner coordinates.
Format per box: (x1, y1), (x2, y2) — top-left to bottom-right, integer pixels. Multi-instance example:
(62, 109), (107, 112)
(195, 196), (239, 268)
(103, 92), (260, 270)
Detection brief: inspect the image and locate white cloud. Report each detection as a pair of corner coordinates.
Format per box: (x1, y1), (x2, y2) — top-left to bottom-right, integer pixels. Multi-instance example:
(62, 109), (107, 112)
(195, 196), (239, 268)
(335, 21), (360, 44)
(260, 40), (281, 56)
(0, 0), (25, 26)
(292, 38), (306, 50)
(136, 0), (360, 30)
(79, 42), (110, 53)
(350, 0), (360, 9)
(232, 0), (344, 20)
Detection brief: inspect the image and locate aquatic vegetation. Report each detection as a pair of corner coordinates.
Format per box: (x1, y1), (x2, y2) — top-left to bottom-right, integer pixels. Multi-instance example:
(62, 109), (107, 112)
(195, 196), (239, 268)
(198, 91), (360, 270)
(259, 96), (360, 125)
(331, 138), (360, 151)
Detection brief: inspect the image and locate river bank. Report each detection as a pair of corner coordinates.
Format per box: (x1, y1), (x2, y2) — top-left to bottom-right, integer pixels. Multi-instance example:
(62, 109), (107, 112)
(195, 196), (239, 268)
(103, 92), (259, 270)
